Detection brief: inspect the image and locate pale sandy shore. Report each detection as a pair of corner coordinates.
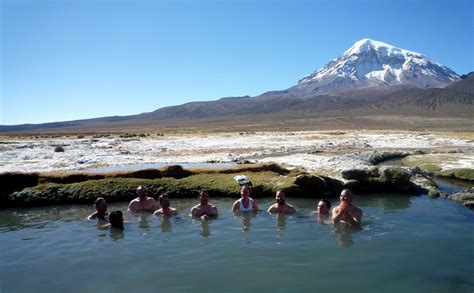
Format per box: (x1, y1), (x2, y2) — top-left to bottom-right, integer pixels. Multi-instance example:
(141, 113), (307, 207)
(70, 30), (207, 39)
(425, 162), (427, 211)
(0, 130), (472, 175)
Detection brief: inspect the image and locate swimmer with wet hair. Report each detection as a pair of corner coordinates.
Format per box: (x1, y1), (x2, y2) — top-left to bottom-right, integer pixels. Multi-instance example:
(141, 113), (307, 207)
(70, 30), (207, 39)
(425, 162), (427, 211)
(108, 211), (124, 230)
(154, 193), (178, 216)
(87, 197), (108, 220)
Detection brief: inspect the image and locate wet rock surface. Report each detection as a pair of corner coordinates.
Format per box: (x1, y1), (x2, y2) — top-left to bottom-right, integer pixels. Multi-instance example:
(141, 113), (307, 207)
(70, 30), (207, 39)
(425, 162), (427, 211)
(292, 174), (327, 197)
(341, 166), (426, 193)
(448, 188), (474, 209)
(0, 164), (444, 208)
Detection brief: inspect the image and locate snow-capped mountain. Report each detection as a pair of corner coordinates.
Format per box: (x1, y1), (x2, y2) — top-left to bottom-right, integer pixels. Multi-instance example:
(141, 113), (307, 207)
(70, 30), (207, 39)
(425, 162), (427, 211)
(292, 38), (460, 95)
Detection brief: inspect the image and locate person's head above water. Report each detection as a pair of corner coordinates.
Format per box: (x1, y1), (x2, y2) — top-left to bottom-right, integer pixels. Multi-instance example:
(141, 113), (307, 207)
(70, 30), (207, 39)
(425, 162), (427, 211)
(266, 190), (294, 214)
(340, 189), (354, 205)
(332, 189), (363, 227)
(199, 190), (209, 205)
(317, 199), (331, 215)
(137, 186), (149, 199)
(240, 185), (251, 198)
(108, 210), (124, 230)
(159, 193), (170, 208)
(94, 197), (107, 212)
(276, 190), (286, 205)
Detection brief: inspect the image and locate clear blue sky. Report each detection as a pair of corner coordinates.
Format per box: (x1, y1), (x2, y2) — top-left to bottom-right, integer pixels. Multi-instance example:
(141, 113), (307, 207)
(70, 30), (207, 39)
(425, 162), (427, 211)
(1, 0), (473, 125)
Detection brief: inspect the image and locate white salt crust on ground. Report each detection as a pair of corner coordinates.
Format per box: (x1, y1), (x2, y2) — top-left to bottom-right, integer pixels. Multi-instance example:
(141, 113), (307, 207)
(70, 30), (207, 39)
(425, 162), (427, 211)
(0, 131), (472, 174)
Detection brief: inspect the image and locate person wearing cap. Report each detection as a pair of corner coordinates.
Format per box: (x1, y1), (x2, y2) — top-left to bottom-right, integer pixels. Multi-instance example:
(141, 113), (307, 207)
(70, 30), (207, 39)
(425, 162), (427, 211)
(154, 193), (178, 216)
(331, 189), (363, 227)
(232, 185), (259, 212)
(267, 190), (296, 214)
(128, 185), (158, 212)
(190, 190), (218, 220)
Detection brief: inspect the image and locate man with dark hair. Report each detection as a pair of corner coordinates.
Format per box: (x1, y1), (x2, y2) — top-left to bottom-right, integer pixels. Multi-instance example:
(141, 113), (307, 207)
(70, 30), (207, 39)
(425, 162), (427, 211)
(267, 190), (296, 214)
(154, 193), (178, 216)
(314, 199), (331, 224)
(317, 199), (331, 216)
(190, 190), (218, 220)
(332, 189), (363, 227)
(88, 197), (108, 220)
(128, 185), (158, 212)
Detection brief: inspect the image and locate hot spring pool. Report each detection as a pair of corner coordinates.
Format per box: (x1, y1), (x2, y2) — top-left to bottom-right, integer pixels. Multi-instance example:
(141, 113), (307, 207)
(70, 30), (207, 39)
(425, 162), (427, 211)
(1, 194), (473, 292)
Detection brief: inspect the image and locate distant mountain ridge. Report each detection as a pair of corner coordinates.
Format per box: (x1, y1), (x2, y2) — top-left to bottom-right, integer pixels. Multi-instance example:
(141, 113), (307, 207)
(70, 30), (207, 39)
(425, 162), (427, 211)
(1, 39), (472, 132)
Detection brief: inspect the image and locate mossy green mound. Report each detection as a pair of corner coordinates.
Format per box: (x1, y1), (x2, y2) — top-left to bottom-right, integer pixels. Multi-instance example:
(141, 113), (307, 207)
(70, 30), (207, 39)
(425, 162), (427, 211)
(402, 155), (474, 180)
(401, 157), (442, 173)
(1, 163), (440, 208)
(428, 187), (441, 198)
(0, 164), (323, 207)
(438, 168), (474, 182)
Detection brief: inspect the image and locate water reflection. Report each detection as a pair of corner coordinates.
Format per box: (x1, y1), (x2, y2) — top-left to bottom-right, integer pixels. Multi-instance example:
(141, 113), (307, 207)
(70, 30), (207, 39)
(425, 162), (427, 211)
(200, 220), (210, 237)
(232, 211), (258, 232)
(95, 219), (108, 230)
(110, 227), (125, 241)
(159, 216), (173, 233)
(139, 214), (150, 231)
(276, 213), (287, 231)
(315, 213), (331, 225)
(335, 228), (353, 247)
(334, 224), (362, 248)
(0, 206), (91, 232)
(241, 212), (255, 232)
(435, 178), (470, 194)
(362, 194), (411, 212)
(129, 211), (151, 232)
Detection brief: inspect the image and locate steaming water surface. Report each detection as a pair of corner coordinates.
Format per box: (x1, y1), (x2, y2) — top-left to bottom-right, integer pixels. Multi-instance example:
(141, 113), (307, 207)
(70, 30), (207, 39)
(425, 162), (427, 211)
(1, 195), (473, 292)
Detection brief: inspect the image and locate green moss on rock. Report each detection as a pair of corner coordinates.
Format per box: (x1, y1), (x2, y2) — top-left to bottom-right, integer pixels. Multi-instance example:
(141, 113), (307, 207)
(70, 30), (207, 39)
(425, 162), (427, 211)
(401, 156), (442, 174)
(428, 187), (441, 198)
(438, 168), (474, 182)
(418, 164), (442, 173)
(2, 163), (430, 208)
(5, 169), (297, 207)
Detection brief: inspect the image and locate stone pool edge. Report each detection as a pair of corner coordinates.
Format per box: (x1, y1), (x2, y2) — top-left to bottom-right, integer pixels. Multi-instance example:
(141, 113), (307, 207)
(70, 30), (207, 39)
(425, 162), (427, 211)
(0, 163), (472, 210)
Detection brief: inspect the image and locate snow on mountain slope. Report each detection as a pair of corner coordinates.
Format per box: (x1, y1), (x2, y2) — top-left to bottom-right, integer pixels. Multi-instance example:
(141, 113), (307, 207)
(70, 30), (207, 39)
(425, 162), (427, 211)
(293, 38), (460, 95)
